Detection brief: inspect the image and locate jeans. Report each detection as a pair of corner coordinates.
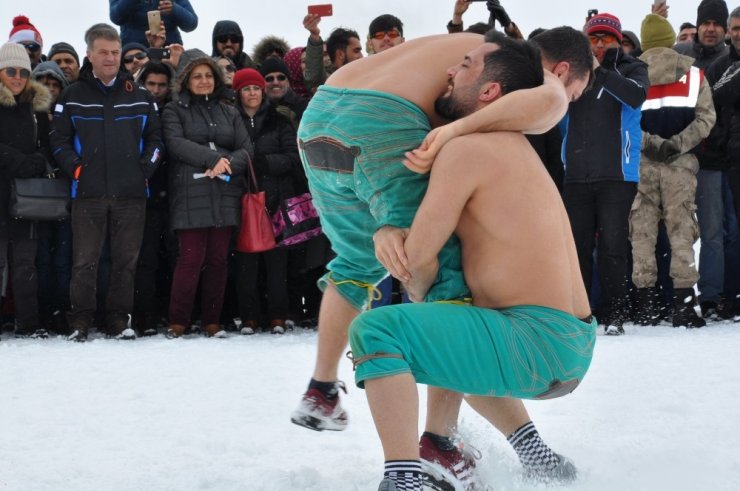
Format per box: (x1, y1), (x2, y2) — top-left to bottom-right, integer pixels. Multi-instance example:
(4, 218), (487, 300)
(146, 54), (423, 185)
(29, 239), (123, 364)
(563, 181), (637, 322)
(722, 174), (740, 303)
(695, 169), (723, 303)
(69, 198), (146, 328)
(36, 220), (72, 317)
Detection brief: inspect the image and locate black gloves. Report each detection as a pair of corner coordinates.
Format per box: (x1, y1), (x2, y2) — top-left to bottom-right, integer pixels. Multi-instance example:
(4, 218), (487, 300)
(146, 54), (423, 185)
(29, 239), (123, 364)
(487, 0), (511, 28)
(644, 139), (681, 163)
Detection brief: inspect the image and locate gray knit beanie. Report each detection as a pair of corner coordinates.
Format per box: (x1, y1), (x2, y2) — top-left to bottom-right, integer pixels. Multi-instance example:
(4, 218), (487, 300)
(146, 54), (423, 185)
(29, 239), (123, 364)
(0, 42), (32, 71)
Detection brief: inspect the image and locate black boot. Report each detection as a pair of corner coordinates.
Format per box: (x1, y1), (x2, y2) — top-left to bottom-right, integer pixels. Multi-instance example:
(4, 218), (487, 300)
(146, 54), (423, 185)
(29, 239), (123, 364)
(634, 288), (660, 326)
(673, 288), (706, 328)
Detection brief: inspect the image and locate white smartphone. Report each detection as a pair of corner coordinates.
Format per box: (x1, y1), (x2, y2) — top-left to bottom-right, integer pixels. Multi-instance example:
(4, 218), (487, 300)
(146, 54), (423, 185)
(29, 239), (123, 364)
(147, 10), (161, 34)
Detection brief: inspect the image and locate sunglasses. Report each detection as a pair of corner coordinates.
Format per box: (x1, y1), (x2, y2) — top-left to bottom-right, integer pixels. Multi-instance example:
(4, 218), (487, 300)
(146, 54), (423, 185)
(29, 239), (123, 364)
(372, 29), (401, 40)
(4, 67), (31, 79)
(216, 35), (242, 44)
(123, 51), (148, 64)
(22, 42), (41, 52)
(265, 74), (287, 82)
(221, 64), (236, 73)
(588, 33), (618, 45)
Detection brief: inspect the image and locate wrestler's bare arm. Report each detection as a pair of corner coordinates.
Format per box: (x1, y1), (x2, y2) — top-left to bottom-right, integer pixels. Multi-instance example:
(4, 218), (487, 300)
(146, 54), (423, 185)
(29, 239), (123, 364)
(403, 138), (480, 301)
(404, 71), (568, 173)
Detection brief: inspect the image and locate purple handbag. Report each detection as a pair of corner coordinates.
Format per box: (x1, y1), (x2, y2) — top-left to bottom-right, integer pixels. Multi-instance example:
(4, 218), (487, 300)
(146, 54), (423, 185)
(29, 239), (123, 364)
(271, 192), (322, 246)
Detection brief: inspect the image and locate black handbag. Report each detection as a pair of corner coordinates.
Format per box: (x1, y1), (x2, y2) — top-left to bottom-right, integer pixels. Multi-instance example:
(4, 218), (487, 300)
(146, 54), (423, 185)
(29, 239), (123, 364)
(9, 164), (71, 221)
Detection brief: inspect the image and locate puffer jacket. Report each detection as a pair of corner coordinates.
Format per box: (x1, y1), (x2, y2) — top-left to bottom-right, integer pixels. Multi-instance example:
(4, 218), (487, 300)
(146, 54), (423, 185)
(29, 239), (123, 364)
(239, 100), (300, 215)
(162, 52), (253, 231)
(639, 47), (715, 172)
(0, 80), (52, 240)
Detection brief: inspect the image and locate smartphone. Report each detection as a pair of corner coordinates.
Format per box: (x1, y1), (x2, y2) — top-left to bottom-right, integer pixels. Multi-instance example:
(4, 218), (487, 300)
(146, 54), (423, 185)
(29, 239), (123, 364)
(587, 9), (599, 19)
(147, 10), (162, 34)
(148, 47), (171, 60)
(308, 4), (333, 17)
(653, 0), (666, 5)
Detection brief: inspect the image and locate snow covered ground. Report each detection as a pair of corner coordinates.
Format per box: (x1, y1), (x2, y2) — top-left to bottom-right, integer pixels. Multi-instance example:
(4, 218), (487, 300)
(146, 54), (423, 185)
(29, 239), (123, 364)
(1, 322), (739, 491)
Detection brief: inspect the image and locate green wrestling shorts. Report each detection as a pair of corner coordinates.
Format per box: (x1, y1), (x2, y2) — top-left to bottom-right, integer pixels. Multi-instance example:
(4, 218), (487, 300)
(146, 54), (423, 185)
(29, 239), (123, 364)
(349, 303), (597, 399)
(298, 86), (469, 311)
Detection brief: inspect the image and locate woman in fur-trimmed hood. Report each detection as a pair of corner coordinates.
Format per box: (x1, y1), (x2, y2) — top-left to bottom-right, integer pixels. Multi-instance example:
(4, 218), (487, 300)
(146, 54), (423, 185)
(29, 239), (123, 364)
(161, 48), (254, 338)
(0, 42), (53, 337)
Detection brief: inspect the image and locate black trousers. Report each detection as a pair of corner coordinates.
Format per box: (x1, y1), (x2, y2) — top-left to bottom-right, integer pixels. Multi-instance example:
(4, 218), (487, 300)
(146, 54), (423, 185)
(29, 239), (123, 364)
(563, 181), (637, 322)
(0, 234), (39, 328)
(236, 248), (288, 322)
(134, 205), (175, 319)
(68, 198), (146, 328)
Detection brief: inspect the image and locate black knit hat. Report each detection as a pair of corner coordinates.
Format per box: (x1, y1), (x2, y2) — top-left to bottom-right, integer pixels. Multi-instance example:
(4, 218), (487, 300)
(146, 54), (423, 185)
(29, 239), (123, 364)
(259, 57), (290, 77)
(697, 0), (728, 28)
(48, 41), (79, 64)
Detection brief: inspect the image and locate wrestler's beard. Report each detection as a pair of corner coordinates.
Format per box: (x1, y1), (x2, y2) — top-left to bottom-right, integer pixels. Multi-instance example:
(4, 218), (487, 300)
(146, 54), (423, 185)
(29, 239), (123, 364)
(434, 84), (478, 120)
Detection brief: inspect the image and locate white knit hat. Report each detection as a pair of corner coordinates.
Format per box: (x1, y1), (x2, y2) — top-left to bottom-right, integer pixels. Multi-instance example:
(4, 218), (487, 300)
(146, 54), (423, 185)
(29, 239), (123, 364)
(0, 42), (32, 71)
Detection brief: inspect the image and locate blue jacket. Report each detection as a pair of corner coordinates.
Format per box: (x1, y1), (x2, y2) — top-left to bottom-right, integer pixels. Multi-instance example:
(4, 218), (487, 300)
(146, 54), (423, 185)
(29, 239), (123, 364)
(560, 48), (649, 183)
(109, 0), (198, 47)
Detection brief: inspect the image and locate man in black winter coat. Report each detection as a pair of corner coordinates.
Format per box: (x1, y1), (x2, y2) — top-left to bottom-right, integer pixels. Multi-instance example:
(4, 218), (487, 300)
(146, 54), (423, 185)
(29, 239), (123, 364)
(560, 13), (649, 335)
(675, 0), (734, 320)
(50, 23), (163, 341)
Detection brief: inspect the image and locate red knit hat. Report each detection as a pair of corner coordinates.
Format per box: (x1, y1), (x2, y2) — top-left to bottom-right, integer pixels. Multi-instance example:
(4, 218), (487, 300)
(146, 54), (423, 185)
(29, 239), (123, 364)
(586, 13), (623, 42)
(233, 68), (265, 93)
(8, 15), (43, 48)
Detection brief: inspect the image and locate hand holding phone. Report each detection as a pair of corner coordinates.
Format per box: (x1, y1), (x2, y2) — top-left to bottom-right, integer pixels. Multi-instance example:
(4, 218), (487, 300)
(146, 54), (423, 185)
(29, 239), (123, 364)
(148, 47), (171, 60)
(147, 10), (162, 34)
(587, 9), (598, 19)
(652, 0), (669, 17)
(308, 4), (333, 17)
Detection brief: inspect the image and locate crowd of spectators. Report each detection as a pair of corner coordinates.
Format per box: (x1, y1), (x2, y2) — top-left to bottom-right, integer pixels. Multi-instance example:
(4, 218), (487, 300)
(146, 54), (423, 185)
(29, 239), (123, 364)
(0, 0), (735, 340)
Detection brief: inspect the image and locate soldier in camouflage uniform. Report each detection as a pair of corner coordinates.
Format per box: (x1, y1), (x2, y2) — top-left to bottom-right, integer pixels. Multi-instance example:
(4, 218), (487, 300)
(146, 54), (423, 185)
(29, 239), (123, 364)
(630, 14), (716, 327)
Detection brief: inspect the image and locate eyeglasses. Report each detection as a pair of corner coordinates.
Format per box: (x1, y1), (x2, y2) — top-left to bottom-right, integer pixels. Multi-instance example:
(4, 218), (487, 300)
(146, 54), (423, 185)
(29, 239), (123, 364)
(22, 42), (41, 52)
(216, 35), (242, 44)
(264, 74), (287, 82)
(221, 64), (236, 73)
(123, 52), (149, 64)
(372, 29), (401, 40)
(3, 67), (31, 79)
(588, 33), (618, 45)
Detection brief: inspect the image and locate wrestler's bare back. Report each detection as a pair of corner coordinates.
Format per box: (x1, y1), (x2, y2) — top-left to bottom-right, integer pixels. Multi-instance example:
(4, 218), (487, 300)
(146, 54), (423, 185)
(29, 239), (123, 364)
(408, 131), (591, 319)
(326, 33), (484, 127)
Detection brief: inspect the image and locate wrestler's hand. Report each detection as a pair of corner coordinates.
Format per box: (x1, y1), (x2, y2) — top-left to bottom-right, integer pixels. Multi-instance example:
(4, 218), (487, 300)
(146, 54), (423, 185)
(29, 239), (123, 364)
(404, 123), (460, 174)
(374, 226), (411, 282)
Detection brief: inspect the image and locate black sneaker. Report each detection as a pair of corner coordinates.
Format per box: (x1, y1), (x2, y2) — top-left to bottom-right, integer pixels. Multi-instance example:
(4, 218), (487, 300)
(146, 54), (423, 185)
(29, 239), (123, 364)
(107, 316), (136, 340)
(716, 300), (736, 320)
(68, 328), (88, 342)
(15, 327), (49, 339)
(700, 301), (718, 321)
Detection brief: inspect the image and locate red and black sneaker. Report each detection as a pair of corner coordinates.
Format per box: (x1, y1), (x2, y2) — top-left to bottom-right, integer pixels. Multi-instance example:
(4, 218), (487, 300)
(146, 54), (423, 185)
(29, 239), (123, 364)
(290, 382), (348, 431)
(419, 434), (482, 491)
